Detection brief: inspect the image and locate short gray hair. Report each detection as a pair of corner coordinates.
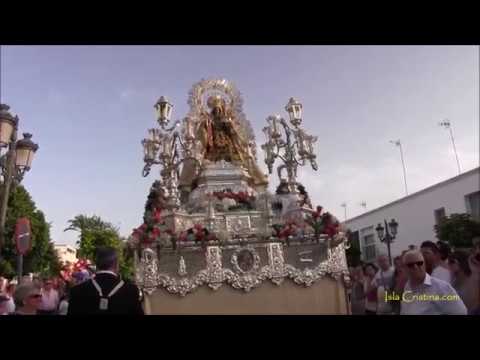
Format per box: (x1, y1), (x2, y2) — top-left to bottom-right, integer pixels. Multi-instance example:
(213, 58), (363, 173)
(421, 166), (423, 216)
(402, 249), (424, 263)
(14, 282), (40, 307)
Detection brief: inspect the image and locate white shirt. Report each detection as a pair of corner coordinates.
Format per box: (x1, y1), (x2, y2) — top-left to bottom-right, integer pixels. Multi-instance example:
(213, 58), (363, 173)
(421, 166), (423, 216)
(58, 300), (69, 315)
(431, 265), (452, 284)
(40, 289), (59, 311)
(95, 271), (117, 277)
(400, 273), (467, 315)
(5, 296), (15, 314)
(372, 267), (395, 314)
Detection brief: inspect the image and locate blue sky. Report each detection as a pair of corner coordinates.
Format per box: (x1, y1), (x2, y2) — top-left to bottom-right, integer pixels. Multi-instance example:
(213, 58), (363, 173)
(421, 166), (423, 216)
(1, 45), (478, 246)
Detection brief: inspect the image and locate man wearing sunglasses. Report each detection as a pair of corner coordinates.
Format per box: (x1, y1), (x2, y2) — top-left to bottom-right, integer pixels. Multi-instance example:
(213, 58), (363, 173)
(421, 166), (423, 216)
(400, 250), (467, 315)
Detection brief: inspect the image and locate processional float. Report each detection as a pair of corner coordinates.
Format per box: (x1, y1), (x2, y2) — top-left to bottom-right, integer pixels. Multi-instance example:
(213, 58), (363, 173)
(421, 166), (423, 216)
(129, 78), (351, 314)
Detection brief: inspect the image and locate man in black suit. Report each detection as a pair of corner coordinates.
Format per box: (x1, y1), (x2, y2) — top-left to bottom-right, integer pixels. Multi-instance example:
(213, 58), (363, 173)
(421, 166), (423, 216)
(68, 247), (144, 315)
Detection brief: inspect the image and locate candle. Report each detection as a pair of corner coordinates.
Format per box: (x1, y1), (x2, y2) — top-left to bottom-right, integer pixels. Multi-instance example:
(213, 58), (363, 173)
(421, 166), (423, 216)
(271, 117), (279, 135)
(185, 117), (194, 138)
(267, 116), (280, 138)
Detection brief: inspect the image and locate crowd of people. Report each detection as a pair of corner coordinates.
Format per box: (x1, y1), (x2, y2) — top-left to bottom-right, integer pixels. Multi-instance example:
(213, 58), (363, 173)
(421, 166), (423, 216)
(2, 241), (480, 316)
(348, 239), (480, 315)
(1, 270), (80, 315)
(0, 247), (144, 315)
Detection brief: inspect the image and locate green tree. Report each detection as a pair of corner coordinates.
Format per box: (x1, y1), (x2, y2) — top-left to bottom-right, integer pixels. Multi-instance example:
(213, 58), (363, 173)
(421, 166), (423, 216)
(64, 214), (117, 234)
(1, 185), (61, 278)
(434, 213), (480, 249)
(65, 215), (134, 280)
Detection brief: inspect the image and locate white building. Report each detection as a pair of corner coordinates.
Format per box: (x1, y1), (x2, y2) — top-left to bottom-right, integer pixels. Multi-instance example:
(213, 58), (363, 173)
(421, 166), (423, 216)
(54, 244), (77, 265)
(344, 167), (480, 263)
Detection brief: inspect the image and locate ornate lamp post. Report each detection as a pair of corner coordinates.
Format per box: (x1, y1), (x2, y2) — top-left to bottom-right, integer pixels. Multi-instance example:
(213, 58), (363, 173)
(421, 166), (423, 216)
(0, 104), (39, 257)
(261, 98), (318, 193)
(142, 97), (199, 209)
(375, 218), (399, 266)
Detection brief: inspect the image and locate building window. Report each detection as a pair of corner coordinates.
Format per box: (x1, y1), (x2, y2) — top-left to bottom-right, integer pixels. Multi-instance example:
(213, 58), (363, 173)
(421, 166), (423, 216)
(434, 207), (446, 225)
(360, 227), (376, 262)
(465, 191), (480, 220)
(364, 244), (377, 261)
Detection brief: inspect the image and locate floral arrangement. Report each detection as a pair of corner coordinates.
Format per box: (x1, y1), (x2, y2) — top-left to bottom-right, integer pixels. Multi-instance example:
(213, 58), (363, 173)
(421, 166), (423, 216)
(272, 220), (307, 246)
(131, 208), (176, 249)
(271, 205), (343, 246)
(305, 206), (342, 239)
(178, 224), (217, 248)
(211, 190), (256, 210)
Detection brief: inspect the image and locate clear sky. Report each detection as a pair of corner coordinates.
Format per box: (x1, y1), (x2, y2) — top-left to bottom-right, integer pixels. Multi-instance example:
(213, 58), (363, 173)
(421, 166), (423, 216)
(1, 45), (478, 246)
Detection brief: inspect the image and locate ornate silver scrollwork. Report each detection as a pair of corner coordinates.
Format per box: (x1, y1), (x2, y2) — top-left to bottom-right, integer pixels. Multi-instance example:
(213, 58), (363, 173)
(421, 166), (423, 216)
(227, 246), (264, 292)
(178, 256), (187, 277)
(231, 246), (260, 274)
(265, 242), (285, 285)
(205, 246), (226, 290)
(138, 248), (160, 295)
(136, 240), (350, 297)
(226, 216), (251, 234)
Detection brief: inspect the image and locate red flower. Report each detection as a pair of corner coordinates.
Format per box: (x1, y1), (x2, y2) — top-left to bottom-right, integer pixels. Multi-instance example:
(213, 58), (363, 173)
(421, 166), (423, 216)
(324, 225), (337, 237)
(279, 228), (291, 238)
(153, 211), (162, 223)
(152, 227), (161, 236)
(196, 231), (205, 241)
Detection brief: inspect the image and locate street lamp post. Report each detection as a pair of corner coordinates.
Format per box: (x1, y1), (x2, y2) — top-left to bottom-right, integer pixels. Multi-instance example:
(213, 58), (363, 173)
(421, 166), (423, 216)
(375, 218), (399, 266)
(359, 201), (367, 211)
(261, 98), (318, 193)
(340, 202), (347, 221)
(0, 104), (39, 261)
(439, 119), (461, 175)
(390, 140), (408, 196)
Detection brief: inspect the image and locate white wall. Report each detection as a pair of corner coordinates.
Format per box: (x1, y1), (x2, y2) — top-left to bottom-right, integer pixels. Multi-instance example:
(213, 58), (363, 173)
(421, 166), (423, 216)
(345, 168), (479, 260)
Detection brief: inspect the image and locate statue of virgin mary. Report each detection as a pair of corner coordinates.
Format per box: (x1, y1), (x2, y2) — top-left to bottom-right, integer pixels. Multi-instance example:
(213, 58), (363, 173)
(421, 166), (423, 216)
(196, 95), (268, 187)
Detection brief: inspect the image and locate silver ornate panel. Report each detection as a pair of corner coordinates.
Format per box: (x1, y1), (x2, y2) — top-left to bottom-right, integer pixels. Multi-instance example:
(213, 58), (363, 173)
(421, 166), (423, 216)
(226, 216), (251, 233)
(136, 241), (350, 297)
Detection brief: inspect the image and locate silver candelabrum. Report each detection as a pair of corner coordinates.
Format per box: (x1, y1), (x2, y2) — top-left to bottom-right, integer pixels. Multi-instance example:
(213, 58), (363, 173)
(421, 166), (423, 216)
(261, 98), (318, 193)
(141, 96), (200, 209)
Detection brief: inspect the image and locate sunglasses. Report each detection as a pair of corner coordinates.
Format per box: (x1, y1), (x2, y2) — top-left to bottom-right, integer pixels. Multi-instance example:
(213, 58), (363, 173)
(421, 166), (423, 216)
(29, 294), (42, 299)
(406, 261), (424, 269)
